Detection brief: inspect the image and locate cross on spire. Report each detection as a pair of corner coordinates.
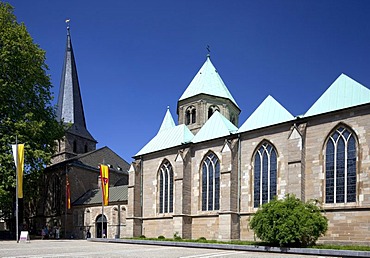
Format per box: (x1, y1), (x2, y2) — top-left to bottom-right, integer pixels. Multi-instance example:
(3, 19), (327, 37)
(206, 45), (211, 57)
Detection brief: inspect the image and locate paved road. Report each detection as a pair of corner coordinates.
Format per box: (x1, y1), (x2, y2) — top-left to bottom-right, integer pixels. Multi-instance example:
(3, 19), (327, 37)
(0, 240), (333, 258)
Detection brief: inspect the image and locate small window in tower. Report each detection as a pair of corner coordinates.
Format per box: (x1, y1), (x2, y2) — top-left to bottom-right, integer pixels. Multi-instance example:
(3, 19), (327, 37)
(185, 109), (191, 125)
(185, 106), (196, 125)
(73, 140), (77, 153)
(231, 114), (236, 125)
(84, 144), (88, 153)
(191, 108), (196, 124)
(208, 105), (220, 119)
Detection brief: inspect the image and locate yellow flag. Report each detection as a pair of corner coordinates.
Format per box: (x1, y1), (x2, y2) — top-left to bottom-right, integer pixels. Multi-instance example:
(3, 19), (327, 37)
(12, 144), (25, 198)
(100, 164), (109, 205)
(66, 175), (71, 209)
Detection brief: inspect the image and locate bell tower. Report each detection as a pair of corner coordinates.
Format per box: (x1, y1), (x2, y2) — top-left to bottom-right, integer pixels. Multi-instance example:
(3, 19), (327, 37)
(177, 55), (240, 134)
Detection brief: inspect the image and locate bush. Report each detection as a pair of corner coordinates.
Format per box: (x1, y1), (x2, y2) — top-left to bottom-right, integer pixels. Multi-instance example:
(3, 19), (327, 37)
(158, 235), (165, 239)
(249, 194), (328, 247)
(139, 235), (146, 239)
(197, 237), (207, 242)
(173, 232), (182, 240)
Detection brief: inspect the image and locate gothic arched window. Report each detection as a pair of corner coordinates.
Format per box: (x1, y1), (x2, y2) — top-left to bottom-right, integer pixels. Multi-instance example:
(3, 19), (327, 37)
(201, 152), (220, 211)
(253, 142), (277, 208)
(158, 161), (174, 213)
(325, 126), (357, 204)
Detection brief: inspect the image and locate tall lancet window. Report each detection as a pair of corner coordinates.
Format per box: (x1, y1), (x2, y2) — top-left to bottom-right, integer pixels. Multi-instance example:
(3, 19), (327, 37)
(158, 161), (174, 213)
(325, 126), (357, 204)
(201, 152), (220, 211)
(253, 142), (277, 208)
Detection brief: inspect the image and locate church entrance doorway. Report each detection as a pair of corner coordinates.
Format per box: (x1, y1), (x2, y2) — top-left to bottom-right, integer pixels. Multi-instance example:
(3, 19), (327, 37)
(95, 214), (107, 238)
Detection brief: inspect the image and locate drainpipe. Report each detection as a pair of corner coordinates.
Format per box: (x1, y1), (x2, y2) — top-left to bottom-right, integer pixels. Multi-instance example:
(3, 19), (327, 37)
(117, 204), (120, 238)
(237, 134), (241, 214)
(140, 157), (143, 236)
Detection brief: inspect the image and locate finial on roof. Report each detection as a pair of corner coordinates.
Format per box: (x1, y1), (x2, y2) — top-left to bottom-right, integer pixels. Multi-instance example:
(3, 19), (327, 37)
(206, 45), (211, 58)
(65, 19), (70, 34)
(167, 105), (170, 110)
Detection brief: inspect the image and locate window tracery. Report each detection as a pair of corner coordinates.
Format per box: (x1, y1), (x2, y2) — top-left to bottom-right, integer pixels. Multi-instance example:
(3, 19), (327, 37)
(325, 126), (356, 203)
(253, 142), (277, 208)
(201, 152), (220, 211)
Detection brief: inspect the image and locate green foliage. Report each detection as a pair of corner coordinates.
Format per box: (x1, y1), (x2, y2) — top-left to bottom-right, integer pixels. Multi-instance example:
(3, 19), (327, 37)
(249, 194), (328, 247)
(173, 231), (182, 240)
(0, 2), (64, 220)
(158, 235), (165, 239)
(197, 237), (207, 242)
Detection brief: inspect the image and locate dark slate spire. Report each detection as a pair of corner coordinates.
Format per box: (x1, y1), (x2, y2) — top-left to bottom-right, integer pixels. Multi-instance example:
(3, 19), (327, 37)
(56, 26), (96, 142)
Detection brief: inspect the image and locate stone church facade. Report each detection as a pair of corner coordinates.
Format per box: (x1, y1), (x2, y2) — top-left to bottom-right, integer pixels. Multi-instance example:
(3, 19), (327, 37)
(127, 55), (370, 245)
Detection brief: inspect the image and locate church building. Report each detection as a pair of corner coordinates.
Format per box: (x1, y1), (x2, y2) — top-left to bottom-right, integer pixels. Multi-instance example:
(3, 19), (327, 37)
(127, 54), (370, 245)
(40, 26), (130, 239)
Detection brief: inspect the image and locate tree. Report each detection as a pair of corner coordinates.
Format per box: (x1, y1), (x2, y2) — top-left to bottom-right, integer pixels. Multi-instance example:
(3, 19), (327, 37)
(0, 2), (64, 225)
(249, 194), (328, 247)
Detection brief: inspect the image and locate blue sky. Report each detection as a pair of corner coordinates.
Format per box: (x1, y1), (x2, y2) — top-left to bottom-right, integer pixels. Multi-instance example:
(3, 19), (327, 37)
(7, 0), (370, 162)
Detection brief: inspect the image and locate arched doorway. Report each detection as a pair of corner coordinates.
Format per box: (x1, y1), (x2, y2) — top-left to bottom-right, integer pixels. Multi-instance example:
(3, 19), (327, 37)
(95, 214), (107, 238)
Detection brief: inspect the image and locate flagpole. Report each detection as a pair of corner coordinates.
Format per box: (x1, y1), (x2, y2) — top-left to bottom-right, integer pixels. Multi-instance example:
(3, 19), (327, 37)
(65, 165), (67, 239)
(15, 136), (19, 243)
(102, 192), (104, 238)
(101, 162), (104, 238)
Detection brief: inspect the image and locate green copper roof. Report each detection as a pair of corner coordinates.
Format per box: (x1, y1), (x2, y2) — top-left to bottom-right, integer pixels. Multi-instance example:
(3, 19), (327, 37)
(135, 124), (194, 156)
(192, 111), (238, 143)
(158, 107), (175, 132)
(238, 95), (294, 133)
(179, 56), (239, 108)
(136, 108), (193, 156)
(304, 74), (370, 117)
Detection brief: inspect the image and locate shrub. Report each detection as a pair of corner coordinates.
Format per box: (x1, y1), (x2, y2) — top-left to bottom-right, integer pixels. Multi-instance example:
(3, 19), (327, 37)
(249, 194), (328, 247)
(173, 232), (182, 240)
(158, 235), (165, 239)
(139, 235), (146, 239)
(197, 237), (207, 242)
